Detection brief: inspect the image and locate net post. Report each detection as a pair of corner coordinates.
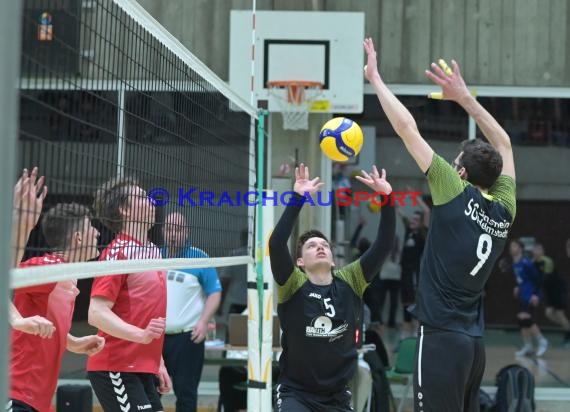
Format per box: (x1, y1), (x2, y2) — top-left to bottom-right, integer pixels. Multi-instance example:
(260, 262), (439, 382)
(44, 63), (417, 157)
(248, 108), (269, 412)
(256, 109), (268, 345)
(0, 0), (23, 404)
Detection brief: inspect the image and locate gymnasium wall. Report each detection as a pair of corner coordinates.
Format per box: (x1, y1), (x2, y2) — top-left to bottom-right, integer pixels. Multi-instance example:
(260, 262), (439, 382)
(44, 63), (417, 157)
(136, 0), (570, 87)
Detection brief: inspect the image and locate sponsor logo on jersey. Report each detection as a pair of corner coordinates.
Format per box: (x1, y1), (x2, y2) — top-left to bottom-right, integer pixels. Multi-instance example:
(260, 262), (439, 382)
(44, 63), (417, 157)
(464, 198), (511, 238)
(305, 316), (349, 340)
(308, 292), (321, 299)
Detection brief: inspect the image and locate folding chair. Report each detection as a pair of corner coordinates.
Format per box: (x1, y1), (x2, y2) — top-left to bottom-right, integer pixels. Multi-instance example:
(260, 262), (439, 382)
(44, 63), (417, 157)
(386, 337), (417, 412)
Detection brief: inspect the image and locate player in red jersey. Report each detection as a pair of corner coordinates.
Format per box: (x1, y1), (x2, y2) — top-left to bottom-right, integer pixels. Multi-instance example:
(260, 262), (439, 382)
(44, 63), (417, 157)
(10, 199), (105, 412)
(9, 167), (54, 338)
(87, 177), (171, 412)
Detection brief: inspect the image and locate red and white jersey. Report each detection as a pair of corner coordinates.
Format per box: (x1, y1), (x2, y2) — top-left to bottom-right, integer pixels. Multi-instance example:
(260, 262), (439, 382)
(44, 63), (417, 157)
(87, 233), (166, 374)
(10, 254), (78, 412)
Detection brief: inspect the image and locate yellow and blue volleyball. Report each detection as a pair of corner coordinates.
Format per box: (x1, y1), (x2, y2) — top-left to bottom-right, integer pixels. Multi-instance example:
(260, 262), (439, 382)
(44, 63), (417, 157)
(319, 117), (364, 162)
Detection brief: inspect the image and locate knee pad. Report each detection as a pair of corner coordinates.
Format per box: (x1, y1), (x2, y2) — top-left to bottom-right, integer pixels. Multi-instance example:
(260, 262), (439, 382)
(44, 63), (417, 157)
(518, 317), (533, 329)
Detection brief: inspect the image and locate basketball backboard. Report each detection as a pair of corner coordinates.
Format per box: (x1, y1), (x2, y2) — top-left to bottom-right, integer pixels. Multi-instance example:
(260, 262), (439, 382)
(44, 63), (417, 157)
(229, 11), (364, 114)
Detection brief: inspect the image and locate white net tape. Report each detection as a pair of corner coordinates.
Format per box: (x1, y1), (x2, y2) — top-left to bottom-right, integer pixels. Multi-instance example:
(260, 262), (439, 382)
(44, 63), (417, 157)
(10, 256), (253, 288)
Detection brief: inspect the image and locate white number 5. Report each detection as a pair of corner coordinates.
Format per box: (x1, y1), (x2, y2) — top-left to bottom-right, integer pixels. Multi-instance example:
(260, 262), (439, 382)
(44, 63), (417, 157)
(470, 234), (493, 276)
(323, 298), (336, 317)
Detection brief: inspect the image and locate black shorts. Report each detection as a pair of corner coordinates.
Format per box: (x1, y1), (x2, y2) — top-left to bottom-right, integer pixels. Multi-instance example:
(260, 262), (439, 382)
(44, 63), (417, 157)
(414, 324), (485, 412)
(543, 274), (567, 310)
(88, 371), (163, 412)
(401, 269), (419, 304)
(7, 399), (37, 412)
(275, 383), (352, 412)
(518, 300), (536, 315)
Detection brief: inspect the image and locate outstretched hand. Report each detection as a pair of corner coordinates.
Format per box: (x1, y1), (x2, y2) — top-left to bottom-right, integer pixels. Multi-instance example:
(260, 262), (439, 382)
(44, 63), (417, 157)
(294, 163), (324, 196)
(363, 38), (381, 83)
(355, 166), (392, 195)
(13, 167), (48, 232)
(425, 59), (471, 103)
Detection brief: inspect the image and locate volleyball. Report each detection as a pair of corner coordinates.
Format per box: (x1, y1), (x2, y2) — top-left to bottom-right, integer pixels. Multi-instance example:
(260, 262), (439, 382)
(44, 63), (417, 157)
(319, 117), (364, 162)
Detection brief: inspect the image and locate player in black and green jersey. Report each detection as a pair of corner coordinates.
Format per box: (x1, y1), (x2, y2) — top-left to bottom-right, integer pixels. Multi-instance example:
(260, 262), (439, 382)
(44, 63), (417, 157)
(269, 163), (395, 411)
(364, 38), (516, 412)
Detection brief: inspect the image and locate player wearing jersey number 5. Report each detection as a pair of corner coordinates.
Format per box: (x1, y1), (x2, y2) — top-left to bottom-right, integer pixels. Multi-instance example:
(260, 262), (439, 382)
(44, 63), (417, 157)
(269, 164), (395, 412)
(364, 38), (516, 412)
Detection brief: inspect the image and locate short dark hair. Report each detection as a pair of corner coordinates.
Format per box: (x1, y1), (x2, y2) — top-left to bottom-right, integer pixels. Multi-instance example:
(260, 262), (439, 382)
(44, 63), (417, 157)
(511, 238), (525, 250)
(296, 229), (329, 259)
(459, 139), (502, 189)
(93, 176), (139, 233)
(42, 203), (92, 250)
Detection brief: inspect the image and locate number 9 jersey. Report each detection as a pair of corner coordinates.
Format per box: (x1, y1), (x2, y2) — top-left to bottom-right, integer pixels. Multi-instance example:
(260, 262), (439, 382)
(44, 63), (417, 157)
(410, 154), (516, 336)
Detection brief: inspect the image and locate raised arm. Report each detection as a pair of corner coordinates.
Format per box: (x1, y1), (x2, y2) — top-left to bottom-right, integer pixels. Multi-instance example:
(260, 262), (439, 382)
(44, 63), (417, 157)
(268, 197), (302, 285)
(425, 60), (515, 180)
(12, 167), (47, 265)
(10, 168), (55, 338)
(360, 203), (395, 282)
(355, 166), (396, 281)
(268, 164), (324, 285)
(364, 38), (434, 173)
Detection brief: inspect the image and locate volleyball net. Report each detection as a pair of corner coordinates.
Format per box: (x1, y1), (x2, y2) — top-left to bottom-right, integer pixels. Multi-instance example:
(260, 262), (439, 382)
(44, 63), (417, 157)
(16, 0), (258, 280)
(10, 1), (276, 409)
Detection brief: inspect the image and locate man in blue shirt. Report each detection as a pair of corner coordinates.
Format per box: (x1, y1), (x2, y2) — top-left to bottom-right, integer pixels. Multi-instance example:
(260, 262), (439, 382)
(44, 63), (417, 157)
(162, 212), (222, 411)
(509, 239), (548, 357)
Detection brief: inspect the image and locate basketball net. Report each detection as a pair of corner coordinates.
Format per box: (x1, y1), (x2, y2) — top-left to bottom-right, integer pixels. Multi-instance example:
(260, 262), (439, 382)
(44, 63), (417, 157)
(267, 81), (323, 131)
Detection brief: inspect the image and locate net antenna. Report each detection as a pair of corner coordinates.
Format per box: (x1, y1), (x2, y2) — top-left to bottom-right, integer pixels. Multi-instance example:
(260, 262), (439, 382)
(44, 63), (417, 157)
(267, 80), (323, 130)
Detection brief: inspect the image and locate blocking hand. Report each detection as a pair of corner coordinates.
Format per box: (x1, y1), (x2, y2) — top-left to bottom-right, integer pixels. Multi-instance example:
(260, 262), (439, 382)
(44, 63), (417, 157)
(425, 59), (471, 103)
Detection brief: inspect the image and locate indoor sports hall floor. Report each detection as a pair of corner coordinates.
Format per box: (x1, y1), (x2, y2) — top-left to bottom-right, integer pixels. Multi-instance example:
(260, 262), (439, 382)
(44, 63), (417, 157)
(59, 322), (570, 411)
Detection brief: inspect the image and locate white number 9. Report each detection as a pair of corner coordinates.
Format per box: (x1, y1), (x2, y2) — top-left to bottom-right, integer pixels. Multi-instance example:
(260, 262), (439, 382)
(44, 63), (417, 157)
(470, 234), (493, 276)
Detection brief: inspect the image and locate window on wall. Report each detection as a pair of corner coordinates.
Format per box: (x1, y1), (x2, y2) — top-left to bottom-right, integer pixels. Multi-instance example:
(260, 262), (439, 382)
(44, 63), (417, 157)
(19, 90), (118, 142)
(348, 94), (470, 142)
(353, 93), (570, 148)
(476, 97), (570, 147)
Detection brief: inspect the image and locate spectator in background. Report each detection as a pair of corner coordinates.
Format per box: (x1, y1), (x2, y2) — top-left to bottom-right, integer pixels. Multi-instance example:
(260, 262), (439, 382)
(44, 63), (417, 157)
(377, 236), (402, 329)
(162, 212), (222, 412)
(350, 217), (383, 336)
(510, 239), (548, 357)
(333, 162), (352, 220)
(396, 189), (430, 340)
(533, 242), (570, 346)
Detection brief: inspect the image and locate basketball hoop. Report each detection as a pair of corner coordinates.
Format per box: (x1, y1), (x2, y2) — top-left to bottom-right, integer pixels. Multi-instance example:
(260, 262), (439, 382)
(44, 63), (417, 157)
(267, 81), (323, 130)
